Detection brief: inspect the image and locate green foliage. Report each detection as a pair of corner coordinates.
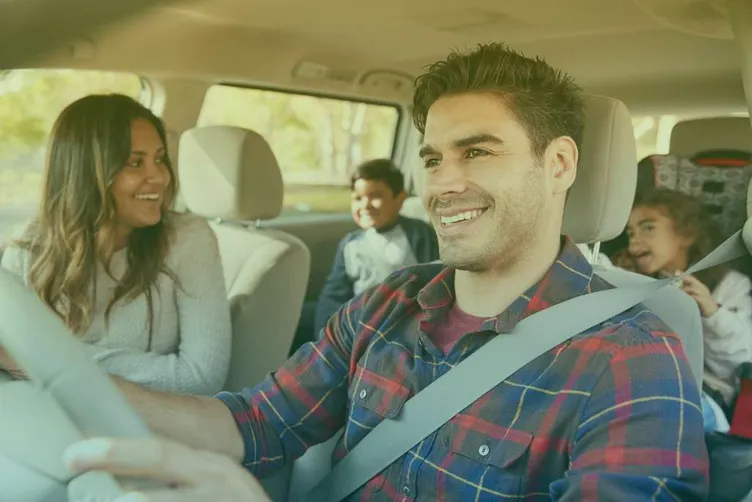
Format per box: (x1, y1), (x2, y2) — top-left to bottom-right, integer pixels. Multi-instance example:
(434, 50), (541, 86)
(199, 86), (400, 183)
(0, 71), (400, 243)
(0, 69), (143, 159)
(0, 69), (143, 241)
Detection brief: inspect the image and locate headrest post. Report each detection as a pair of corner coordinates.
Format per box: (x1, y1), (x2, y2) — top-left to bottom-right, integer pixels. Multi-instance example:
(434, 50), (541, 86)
(590, 241), (601, 264)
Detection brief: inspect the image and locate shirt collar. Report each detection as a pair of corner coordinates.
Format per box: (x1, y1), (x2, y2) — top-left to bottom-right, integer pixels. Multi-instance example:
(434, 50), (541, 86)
(416, 237), (594, 334)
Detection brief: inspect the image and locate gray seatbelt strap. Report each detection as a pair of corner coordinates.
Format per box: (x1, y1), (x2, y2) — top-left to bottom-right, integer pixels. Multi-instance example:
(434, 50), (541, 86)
(301, 230), (748, 502)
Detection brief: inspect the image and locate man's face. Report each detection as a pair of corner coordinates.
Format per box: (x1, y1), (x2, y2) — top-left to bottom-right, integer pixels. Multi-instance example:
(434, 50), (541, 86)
(419, 92), (565, 272)
(351, 178), (406, 230)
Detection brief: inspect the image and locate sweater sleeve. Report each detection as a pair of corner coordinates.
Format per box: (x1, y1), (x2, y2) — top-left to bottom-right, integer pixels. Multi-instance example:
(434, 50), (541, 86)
(315, 235), (354, 335)
(402, 216), (439, 263)
(89, 215), (232, 395)
(702, 270), (752, 383)
(0, 244), (30, 281)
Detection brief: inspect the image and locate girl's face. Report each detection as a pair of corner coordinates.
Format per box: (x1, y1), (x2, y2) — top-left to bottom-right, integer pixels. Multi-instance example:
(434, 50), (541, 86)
(626, 205), (693, 276)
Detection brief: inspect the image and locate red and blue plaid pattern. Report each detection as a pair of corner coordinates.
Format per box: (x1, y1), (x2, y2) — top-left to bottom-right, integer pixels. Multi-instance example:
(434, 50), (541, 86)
(217, 239), (709, 501)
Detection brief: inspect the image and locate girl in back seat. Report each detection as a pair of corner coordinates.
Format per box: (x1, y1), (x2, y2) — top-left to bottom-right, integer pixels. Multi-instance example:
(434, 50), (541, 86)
(625, 188), (752, 420)
(0, 94), (231, 396)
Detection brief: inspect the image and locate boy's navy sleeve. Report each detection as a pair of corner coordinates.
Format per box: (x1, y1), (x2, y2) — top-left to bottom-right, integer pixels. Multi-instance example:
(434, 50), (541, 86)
(315, 235), (355, 335)
(424, 221), (440, 261)
(402, 216), (440, 263)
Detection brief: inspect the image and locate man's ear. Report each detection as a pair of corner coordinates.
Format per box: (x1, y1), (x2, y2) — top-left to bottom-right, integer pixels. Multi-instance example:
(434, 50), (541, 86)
(547, 136), (578, 195)
(396, 190), (408, 204)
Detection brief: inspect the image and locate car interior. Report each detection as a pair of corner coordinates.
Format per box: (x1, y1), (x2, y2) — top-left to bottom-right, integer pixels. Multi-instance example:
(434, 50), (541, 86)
(1, 0), (752, 500)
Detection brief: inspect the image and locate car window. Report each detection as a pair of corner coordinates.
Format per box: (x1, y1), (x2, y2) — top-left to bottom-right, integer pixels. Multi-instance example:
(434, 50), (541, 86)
(197, 85), (401, 216)
(0, 69), (147, 244)
(632, 115), (679, 161)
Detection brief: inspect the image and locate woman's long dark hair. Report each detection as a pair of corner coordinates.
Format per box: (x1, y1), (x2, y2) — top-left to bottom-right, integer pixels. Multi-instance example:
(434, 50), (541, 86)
(18, 94), (178, 342)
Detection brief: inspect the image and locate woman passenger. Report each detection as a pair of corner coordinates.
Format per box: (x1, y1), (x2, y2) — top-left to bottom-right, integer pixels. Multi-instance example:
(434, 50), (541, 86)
(0, 94), (231, 395)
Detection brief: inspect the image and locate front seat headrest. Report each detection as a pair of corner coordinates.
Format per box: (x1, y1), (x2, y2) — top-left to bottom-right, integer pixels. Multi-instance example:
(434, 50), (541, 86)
(670, 117), (752, 157)
(178, 125), (284, 221)
(563, 95), (638, 243)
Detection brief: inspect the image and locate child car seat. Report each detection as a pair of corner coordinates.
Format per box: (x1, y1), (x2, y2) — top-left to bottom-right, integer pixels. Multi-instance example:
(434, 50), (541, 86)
(637, 151), (752, 239)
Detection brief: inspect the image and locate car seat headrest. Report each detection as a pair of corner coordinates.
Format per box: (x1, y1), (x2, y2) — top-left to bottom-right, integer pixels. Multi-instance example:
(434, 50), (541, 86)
(178, 125), (283, 221)
(562, 95), (638, 243)
(670, 117), (752, 157)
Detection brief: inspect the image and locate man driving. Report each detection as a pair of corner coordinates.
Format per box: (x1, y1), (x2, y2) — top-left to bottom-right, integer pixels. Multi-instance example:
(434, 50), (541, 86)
(64, 42), (709, 501)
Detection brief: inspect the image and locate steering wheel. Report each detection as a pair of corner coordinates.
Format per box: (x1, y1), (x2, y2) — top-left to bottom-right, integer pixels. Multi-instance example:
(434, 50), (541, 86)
(0, 268), (163, 501)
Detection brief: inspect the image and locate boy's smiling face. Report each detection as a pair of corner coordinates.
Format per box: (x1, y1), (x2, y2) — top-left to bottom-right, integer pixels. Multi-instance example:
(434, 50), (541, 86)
(350, 178), (406, 230)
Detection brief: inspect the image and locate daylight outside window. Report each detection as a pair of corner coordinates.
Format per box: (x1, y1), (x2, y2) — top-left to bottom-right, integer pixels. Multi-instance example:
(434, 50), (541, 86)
(0, 69), (146, 244)
(198, 85), (401, 216)
(631, 115), (679, 161)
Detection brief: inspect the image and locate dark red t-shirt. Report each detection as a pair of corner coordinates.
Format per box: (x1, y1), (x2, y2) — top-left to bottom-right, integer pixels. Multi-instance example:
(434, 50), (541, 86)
(429, 302), (486, 354)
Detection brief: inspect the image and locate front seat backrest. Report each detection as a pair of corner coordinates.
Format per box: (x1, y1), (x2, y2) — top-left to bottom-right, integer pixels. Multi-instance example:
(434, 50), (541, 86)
(556, 96), (705, 387)
(179, 125), (311, 392)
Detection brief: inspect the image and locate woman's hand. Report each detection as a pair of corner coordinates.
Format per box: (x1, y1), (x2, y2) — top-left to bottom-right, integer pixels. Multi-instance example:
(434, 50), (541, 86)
(679, 275), (719, 317)
(0, 346), (27, 379)
(63, 437), (271, 502)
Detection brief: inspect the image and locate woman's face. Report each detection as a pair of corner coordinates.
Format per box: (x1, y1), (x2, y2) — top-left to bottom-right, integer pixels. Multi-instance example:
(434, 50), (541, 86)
(626, 205), (691, 276)
(110, 118), (172, 237)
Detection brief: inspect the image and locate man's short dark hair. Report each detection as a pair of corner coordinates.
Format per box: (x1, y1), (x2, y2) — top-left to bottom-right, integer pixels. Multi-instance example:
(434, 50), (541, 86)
(350, 159), (405, 195)
(412, 42), (586, 157)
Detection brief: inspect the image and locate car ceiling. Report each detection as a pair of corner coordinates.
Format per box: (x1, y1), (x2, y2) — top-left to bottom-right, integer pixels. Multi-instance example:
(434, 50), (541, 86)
(1, 0), (749, 115)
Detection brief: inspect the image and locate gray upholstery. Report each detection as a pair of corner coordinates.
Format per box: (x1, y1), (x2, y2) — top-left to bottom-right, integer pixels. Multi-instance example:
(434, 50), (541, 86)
(179, 126), (311, 391)
(562, 95), (638, 243)
(669, 117), (752, 156)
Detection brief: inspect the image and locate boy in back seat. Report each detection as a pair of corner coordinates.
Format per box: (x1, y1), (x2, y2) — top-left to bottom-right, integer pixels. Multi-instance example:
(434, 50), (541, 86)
(315, 159), (439, 334)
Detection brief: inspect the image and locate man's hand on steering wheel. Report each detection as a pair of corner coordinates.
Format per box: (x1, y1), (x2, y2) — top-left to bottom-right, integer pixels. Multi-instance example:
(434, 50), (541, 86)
(64, 437), (271, 502)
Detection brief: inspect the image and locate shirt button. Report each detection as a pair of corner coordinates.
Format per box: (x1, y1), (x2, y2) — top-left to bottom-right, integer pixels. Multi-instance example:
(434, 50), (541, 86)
(359, 389), (367, 399)
(478, 444), (490, 457)
(402, 485), (411, 495)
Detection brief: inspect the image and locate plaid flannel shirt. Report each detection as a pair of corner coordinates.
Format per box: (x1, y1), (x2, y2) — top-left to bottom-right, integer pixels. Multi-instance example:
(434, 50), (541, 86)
(217, 238), (709, 501)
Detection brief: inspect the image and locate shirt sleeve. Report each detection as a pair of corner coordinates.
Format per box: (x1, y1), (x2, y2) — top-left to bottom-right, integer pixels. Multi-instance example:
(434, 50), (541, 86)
(0, 244), (30, 281)
(89, 216), (232, 396)
(216, 291), (359, 476)
(315, 236), (355, 335)
(550, 324), (709, 501)
(703, 271), (752, 382)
